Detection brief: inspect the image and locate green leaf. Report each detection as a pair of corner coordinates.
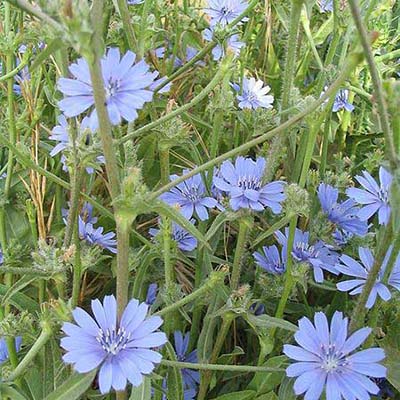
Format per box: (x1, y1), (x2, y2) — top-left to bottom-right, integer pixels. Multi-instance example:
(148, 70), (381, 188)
(0, 384), (29, 400)
(129, 377), (151, 400)
(43, 370), (96, 400)
(248, 356), (286, 395)
(30, 38), (65, 71)
(383, 345), (400, 392)
(278, 377), (296, 400)
(0, 283), (39, 312)
(1, 276), (37, 307)
(256, 393), (278, 400)
(164, 342), (183, 400)
(246, 313), (298, 333)
(211, 390), (256, 400)
(152, 201), (210, 249)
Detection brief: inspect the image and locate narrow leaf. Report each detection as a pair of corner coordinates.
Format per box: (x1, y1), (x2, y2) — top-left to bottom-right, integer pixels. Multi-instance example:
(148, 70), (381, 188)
(43, 370), (96, 400)
(129, 377), (151, 400)
(211, 390), (256, 400)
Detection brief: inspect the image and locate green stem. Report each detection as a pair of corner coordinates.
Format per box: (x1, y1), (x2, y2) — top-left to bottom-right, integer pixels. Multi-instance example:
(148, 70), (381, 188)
(270, 217), (297, 338)
(349, 226), (393, 332)
(348, 0), (398, 170)
(137, 0), (151, 60)
(0, 57), (28, 82)
(63, 166), (84, 248)
(71, 226), (82, 308)
(122, 54), (234, 144)
(230, 218), (251, 290)
(198, 315), (235, 400)
(161, 359), (284, 373)
(116, 0), (137, 50)
(155, 269), (227, 318)
(149, 49), (364, 201)
(7, 323), (52, 382)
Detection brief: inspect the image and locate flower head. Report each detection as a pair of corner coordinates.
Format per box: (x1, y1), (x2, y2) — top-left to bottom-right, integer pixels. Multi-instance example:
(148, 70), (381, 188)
(61, 295), (167, 394)
(58, 48), (159, 130)
(213, 156), (286, 212)
(173, 331), (200, 390)
(332, 228), (354, 247)
(205, 0), (249, 27)
(253, 245), (286, 275)
(332, 89), (354, 112)
(160, 170), (221, 221)
(318, 183), (368, 237)
(79, 221), (117, 254)
(232, 77), (274, 110)
(127, 0), (144, 4)
(0, 337), (22, 364)
(0, 247), (3, 265)
(149, 221), (198, 251)
(275, 228), (339, 283)
(202, 29), (245, 61)
(336, 246), (400, 308)
(49, 115), (104, 174)
(145, 283), (158, 305)
(284, 311), (386, 400)
(346, 167), (392, 226)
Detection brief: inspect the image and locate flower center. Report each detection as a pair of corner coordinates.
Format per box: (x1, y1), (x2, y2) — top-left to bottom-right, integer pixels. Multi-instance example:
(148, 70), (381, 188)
(238, 175), (262, 191)
(182, 184), (202, 202)
(96, 326), (131, 355)
(320, 344), (347, 373)
(105, 79), (120, 100)
(293, 242), (318, 261)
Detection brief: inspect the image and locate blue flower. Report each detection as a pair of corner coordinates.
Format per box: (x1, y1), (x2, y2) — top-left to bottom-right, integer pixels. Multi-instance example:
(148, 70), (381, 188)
(173, 331), (200, 390)
(160, 170), (221, 221)
(346, 167), (392, 226)
(202, 29), (245, 61)
(318, 183), (368, 237)
(0, 247), (3, 265)
(150, 221), (198, 252)
(332, 228), (354, 247)
(250, 302), (265, 315)
(275, 228), (339, 283)
(145, 283), (158, 305)
(0, 336), (22, 364)
(204, 0), (249, 27)
(154, 46), (205, 68)
(58, 48), (159, 130)
(336, 246), (400, 308)
(318, 0), (333, 12)
(127, 0), (144, 4)
(332, 89), (354, 112)
(253, 245), (286, 275)
(284, 311), (386, 400)
(49, 115), (105, 174)
(213, 156), (286, 212)
(231, 77), (274, 110)
(61, 295), (167, 394)
(79, 220), (117, 254)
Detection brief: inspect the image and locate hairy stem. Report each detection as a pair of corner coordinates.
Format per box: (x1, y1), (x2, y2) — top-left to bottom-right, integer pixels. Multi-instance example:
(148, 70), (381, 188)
(348, 0), (398, 170)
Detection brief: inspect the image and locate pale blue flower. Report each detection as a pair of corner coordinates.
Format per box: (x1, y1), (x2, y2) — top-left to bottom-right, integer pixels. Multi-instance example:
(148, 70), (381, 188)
(204, 0), (249, 27)
(145, 283), (158, 305)
(346, 167), (392, 226)
(231, 77), (274, 110)
(61, 295), (167, 394)
(253, 245), (286, 275)
(284, 311), (386, 400)
(332, 89), (354, 112)
(336, 246), (400, 308)
(127, 0), (144, 4)
(318, 183), (368, 237)
(58, 48), (159, 130)
(275, 228), (339, 283)
(79, 220), (117, 254)
(213, 156), (286, 212)
(173, 331), (199, 390)
(202, 28), (245, 61)
(160, 170), (222, 221)
(149, 221), (198, 251)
